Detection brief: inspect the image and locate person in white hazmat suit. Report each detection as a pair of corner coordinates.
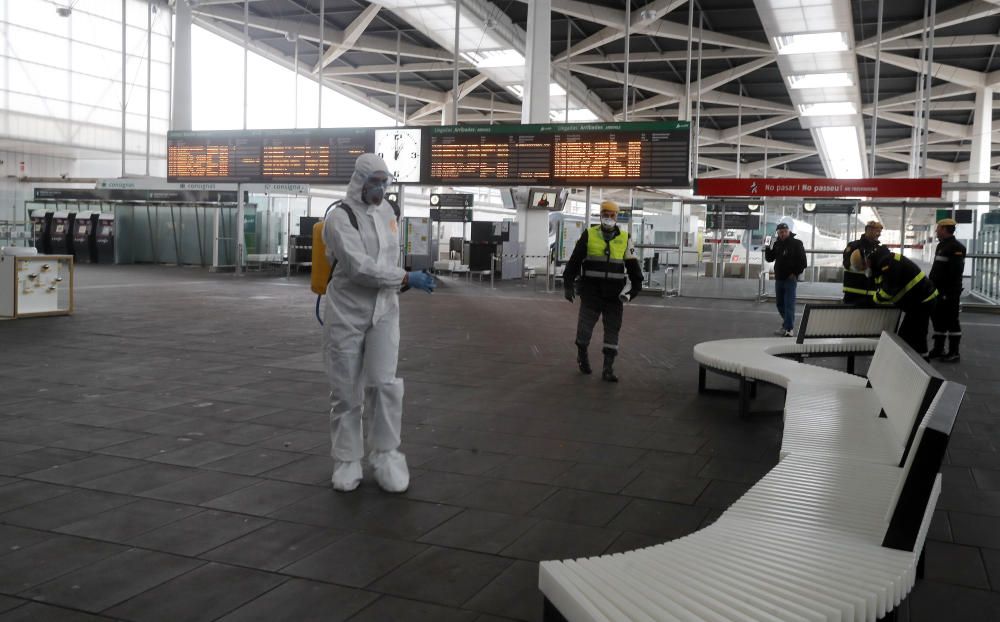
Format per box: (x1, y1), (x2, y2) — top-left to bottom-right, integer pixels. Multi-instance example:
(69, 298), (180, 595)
(322, 153), (435, 493)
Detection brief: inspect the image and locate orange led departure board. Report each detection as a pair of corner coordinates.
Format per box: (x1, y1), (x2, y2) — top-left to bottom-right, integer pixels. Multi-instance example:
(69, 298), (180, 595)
(422, 121), (690, 187)
(167, 129), (373, 183)
(168, 122), (690, 187)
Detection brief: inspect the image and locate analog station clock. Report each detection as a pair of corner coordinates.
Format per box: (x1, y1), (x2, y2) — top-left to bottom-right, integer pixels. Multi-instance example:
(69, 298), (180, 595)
(374, 128), (422, 183)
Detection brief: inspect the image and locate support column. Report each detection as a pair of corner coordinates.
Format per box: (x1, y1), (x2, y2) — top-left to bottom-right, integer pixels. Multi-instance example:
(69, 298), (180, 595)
(519, 0), (551, 270)
(171, 0), (193, 131)
(521, 0), (551, 125)
(968, 87), (993, 211)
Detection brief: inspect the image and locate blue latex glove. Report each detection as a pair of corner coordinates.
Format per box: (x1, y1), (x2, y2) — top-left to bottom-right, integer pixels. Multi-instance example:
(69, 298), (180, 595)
(407, 270), (436, 293)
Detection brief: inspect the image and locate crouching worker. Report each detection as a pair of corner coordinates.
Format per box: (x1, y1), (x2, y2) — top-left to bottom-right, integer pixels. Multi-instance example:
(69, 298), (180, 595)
(854, 246), (937, 359)
(563, 200), (644, 383)
(322, 153), (435, 493)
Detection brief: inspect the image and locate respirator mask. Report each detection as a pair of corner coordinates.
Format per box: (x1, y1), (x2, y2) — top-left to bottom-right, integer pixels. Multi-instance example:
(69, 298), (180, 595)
(600, 217), (617, 229)
(361, 173), (390, 206)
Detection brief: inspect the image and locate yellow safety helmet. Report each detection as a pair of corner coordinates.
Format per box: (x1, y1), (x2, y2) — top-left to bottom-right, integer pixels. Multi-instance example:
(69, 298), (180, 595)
(599, 200), (620, 214)
(937, 218), (957, 227)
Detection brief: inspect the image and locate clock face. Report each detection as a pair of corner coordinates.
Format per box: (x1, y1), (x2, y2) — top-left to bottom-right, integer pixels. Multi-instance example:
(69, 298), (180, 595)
(374, 128), (422, 183)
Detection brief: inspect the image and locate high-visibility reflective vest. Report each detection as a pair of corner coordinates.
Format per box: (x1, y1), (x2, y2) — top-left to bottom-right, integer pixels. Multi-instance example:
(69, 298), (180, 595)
(582, 226), (629, 280)
(872, 253), (938, 308)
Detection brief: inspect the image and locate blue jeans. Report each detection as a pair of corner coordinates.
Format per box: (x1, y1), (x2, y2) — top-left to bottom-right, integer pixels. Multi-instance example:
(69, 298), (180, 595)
(774, 277), (797, 332)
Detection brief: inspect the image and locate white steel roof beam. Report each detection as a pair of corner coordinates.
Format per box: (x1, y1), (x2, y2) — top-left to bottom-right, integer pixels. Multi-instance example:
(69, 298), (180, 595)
(857, 0), (1000, 47)
(324, 62), (472, 76)
(877, 34), (1000, 50)
(314, 5), (381, 73)
(562, 49), (770, 65)
(856, 50), (986, 89)
(407, 74), (491, 121)
(868, 110), (973, 139)
(192, 5), (453, 61)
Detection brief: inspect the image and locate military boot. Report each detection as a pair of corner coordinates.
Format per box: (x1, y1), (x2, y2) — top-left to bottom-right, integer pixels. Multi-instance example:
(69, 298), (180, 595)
(942, 335), (961, 363)
(927, 335), (946, 359)
(577, 344), (592, 375)
(601, 350), (618, 383)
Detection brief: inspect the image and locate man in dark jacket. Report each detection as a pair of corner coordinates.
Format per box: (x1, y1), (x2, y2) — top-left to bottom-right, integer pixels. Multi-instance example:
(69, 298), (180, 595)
(928, 218), (966, 362)
(764, 221), (807, 336)
(841, 221), (883, 304)
(862, 246), (938, 358)
(563, 200), (644, 382)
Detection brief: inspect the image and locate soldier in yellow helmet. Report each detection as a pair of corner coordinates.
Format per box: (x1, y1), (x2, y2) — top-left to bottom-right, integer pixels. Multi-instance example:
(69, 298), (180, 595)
(927, 218), (966, 362)
(563, 200), (644, 382)
(841, 221), (883, 304)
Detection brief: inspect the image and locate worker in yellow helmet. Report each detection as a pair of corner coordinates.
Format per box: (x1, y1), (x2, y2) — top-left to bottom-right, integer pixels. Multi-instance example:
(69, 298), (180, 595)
(562, 200), (644, 382)
(927, 218), (966, 362)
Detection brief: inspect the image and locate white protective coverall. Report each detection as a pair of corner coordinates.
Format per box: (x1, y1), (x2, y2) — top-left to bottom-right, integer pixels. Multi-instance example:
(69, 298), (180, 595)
(322, 153), (408, 492)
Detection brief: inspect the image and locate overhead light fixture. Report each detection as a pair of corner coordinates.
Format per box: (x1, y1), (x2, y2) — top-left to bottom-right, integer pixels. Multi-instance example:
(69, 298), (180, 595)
(816, 126), (863, 179)
(461, 49), (525, 69)
(774, 32), (849, 55)
(788, 72), (854, 89)
(803, 203), (816, 212)
(799, 101), (857, 116)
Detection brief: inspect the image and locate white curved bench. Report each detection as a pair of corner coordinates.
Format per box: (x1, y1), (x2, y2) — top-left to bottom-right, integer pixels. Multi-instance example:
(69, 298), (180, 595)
(539, 381), (964, 622)
(694, 304), (902, 418)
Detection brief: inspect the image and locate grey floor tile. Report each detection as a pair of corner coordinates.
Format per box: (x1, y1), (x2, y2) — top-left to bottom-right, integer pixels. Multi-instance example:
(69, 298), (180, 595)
(607, 498), (708, 540)
(0, 596), (23, 614)
(906, 580), (1000, 622)
(283, 532), (426, 588)
(22, 455), (144, 486)
(201, 448), (304, 476)
(0, 489), (134, 530)
(346, 596), (477, 622)
(401, 470), (483, 504)
(528, 488), (630, 527)
(48, 428), (147, 452)
(0, 480), (71, 514)
(370, 546), (512, 608)
(200, 479), (322, 516)
(56, 499), (201, 543)
(923, 541), (991, 590)
(0, 524), (55, 557)
(95, 435), (200, 459)
(451, 479), (556, 515)
(483, 456), (575, 485)
(464, 560), (543, 622)
(127, 510), (271, 556)
(105, 562), (287, 622)
(420, 450), (513, 476)
(259, 455), (332, 485)
(621, 472), (711, 505)
(500, 520), (620, 562)
(147, 440), (248, 467)
(218, 578), (377, 622)
(418, 510), (538, 554)
(19, 548), (203, 612)
(0, 535), (126, 594)
(356, 497), (464, 540)
(202, 520), (348, 571)
(141, 470), (261, 505)
(0, 602), (114, 621)
(549, 463), (642, 494)
(78, 462), (198, 495)
(950, 512), (1000, 549)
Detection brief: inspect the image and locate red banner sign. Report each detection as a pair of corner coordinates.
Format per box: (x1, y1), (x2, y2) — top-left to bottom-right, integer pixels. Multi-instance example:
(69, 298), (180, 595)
(695, 178), (943, 198)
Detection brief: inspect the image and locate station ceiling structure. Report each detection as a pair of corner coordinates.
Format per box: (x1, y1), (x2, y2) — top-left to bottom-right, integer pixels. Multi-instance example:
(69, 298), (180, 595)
(188, 0), (1000, 184)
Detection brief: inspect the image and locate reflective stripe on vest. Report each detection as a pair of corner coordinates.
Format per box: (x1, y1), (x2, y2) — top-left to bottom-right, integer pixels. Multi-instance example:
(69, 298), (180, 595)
(872, 254), (933, 305)
(582, 226), (629, 279)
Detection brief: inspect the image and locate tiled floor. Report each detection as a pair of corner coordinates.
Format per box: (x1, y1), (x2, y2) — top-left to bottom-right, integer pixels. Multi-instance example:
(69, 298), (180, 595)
(0, 265), (998, 621)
